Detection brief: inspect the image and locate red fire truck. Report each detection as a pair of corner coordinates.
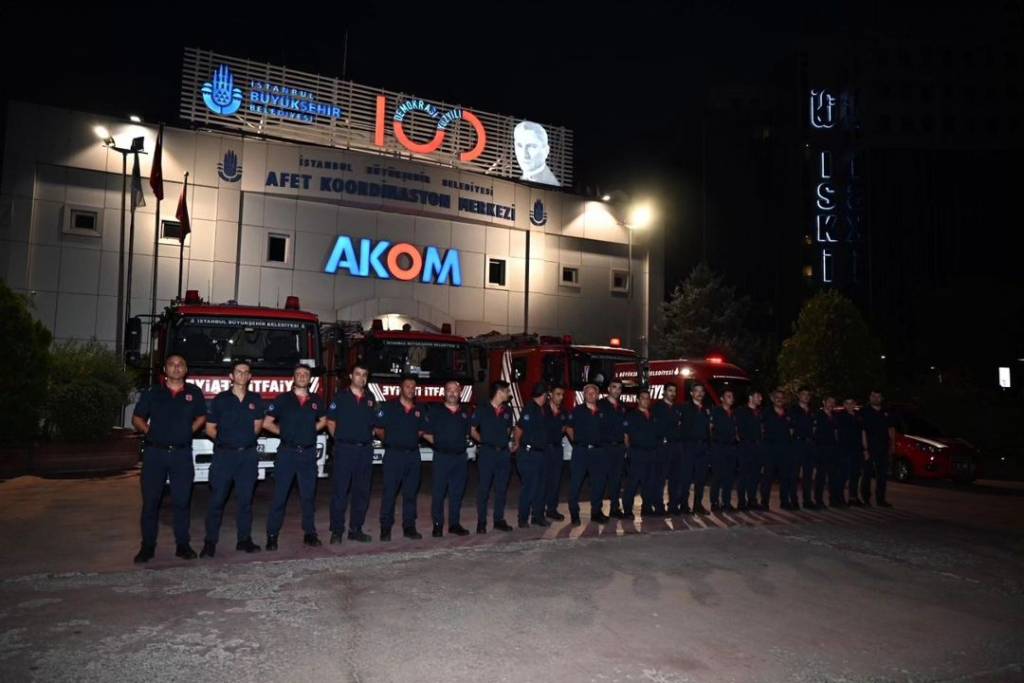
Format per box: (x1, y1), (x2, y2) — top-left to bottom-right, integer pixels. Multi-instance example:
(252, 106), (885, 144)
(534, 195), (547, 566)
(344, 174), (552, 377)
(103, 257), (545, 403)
(616, 356), (752, 405)
(322, 319), (475, 463)
(469, 332), (643, 458)
(130, 290), (328, 483)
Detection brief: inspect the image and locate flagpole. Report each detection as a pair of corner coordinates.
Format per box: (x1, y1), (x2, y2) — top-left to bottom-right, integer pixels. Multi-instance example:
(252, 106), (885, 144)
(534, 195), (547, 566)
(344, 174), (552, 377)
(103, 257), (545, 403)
(148, 124), (164, 385)
(124, 151), (141, 355)
(177, 172), (189, 300)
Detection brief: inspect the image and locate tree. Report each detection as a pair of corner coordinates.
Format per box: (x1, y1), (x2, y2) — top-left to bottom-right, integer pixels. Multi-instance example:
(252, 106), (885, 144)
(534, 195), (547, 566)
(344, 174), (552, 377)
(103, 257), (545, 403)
(0, 280), (52, 444)
(653, 263), (768, 371)
(44, 341), (136, 441)
(777, 290), (883, 399)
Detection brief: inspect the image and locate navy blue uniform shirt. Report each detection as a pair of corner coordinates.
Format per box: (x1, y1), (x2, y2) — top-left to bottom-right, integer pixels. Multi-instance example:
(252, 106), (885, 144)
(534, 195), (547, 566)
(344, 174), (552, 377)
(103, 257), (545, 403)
(518, 400), (549, 449)
(861, 405), (895, 452)
(625, 408), (660, 450)
(652, 401), (683, 443)
(736, 405), (763, 443)
(426, 403), (471, 453)
(266, 390), (325, 446)
(471, 402), (514, 449)
(813, 409), (840, 447)
(568, 404), (602, 447)
(791, 405), (815, 442)
(134, 382), (206, 447)
(836, 411), (863, 450)
(680, 401), (711, 443)
(544, 404), (568, 446)
(327, 388), (377, 444)
(207, 390), (264, 448)
(710, 405), (740, 445)
(763, 407), (793, 444)
(376, 400), (426, 450)
(598, 397), (627, 445)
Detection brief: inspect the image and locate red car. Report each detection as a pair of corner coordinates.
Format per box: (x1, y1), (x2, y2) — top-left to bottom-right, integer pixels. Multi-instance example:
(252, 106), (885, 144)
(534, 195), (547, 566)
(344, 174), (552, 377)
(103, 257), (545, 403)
(893, 412), (980, 484)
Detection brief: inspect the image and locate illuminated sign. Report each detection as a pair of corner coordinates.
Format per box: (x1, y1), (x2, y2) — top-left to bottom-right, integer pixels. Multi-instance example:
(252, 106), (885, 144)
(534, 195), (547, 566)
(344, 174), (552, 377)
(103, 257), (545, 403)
(324, 236), (462, 286)
(376, 96), (486, 163)
(200, 63), (342, 124)
(180, 48), (573, 186)
(999, 367), (1011, 388)
(809, 89), (836, 129)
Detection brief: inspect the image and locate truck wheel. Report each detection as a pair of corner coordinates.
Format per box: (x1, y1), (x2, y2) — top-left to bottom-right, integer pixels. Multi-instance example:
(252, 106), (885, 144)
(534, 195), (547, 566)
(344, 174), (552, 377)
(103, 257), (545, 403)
(894, 458), (912, 483)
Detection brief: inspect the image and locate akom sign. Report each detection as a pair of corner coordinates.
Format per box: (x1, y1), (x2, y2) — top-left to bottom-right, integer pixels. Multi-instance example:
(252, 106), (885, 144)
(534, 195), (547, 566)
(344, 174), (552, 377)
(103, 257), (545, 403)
(323, 236), (462, 286)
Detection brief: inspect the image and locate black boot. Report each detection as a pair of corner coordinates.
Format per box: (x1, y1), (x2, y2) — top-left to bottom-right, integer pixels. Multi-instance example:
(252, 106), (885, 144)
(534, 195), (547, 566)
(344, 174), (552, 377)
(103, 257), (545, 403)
(265, 534), (279, 551)
(175, 544), (197, 560)
(303, 533), (322, 547)
(236, 538), (261, 553)
(199, 541), (216, 558)
(133, 544), (155, 564)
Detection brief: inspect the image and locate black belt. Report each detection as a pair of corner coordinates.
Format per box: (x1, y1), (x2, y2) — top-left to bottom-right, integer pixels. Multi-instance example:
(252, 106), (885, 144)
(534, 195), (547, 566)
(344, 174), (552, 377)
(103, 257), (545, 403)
(577, 444), (598, 450)
(480, 444), (510, 452)
(280, 442), (316, 449)
(337, 441), (372, 447)
(602, 442), (625, 447)
(434, 449), (466, 456)
(215, 445), (257, 451)
(385, 446), (419, 453)
(522, 444), (546, 452)
(144, 442), (190, 450)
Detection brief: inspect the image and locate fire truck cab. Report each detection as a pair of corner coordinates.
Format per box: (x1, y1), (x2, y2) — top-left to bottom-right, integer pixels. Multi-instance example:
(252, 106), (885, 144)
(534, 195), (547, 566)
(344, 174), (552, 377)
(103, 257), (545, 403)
(321, 319), (475, 463)
(469, 332), (643, 459)
(130, 290), (328, 483)
(616, 356), (752, 406)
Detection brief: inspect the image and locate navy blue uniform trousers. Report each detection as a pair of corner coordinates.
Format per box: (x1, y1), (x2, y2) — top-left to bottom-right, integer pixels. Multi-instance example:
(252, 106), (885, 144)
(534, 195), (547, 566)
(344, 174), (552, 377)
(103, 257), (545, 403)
(330, 443), (374, 533)
(477, 446), (511, 523)
(267, 446), (318, 536)
(432, 451), (468, 527)
(141, 446), (194, 546)
(204, 447), (258, 543)
(380, 448), (420, 529)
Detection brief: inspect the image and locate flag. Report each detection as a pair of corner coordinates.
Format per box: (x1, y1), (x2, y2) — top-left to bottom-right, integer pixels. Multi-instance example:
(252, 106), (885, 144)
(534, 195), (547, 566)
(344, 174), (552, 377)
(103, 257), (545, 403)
(130, 153), (146, 209)
(149, 125), (164, 201)
(175, 174), (191, 244)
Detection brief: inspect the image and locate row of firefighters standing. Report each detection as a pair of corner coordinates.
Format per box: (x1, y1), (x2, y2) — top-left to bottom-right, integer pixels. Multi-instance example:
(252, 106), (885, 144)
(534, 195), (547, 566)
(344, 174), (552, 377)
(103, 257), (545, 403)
(130, 353), (896, 563)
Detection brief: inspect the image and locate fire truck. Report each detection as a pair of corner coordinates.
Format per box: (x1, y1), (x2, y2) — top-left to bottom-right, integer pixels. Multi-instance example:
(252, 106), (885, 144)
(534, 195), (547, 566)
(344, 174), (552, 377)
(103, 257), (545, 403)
(469, 332), (643, 459)
(615, 356), (751, 405)
(128, 290), (328, 483)
(321, 319), (475, 463)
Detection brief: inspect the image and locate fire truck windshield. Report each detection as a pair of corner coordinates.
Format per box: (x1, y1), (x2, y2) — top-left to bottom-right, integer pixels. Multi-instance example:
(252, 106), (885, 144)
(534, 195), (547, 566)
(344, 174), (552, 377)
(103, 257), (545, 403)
(168, 316), (320, 370)
(571, 351), (639, 390)
(707, 377), (751, 404)
(365, 339), (471, 381)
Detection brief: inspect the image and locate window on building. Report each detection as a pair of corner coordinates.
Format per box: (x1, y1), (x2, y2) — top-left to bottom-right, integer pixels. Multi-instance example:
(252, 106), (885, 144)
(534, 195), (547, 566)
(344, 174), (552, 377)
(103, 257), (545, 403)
(487, 258), (506, 287)
(267, 233), (289, 263)
(610, 269), (629, 293)
(63, 205), (102, 237)
(561, 266), (580, 287)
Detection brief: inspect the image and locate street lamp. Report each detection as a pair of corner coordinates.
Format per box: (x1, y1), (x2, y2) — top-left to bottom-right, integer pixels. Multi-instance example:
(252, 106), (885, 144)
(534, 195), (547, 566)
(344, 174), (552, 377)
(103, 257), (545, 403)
(604, 191), (657, 354)
(96, 125), (146, 363)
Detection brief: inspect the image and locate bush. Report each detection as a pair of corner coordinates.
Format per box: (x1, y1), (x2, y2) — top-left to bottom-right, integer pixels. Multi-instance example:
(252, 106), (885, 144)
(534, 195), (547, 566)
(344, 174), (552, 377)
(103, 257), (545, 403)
(44, 341), (136, 441)
(0, 280), (52, 444)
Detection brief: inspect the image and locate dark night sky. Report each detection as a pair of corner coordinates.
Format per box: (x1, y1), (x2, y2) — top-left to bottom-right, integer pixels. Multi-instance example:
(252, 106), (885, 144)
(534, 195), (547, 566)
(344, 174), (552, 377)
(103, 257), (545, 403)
(3, 1), (1022, 375)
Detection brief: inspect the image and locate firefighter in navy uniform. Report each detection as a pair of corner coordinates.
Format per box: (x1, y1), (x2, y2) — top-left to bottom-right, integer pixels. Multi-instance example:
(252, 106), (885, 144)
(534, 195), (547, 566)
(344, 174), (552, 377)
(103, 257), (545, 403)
(565, 384), (608, 525)
(326, 362), (377, 545)
(679, 383), (712, 515)
(515, 382), (550, 528)
(422, 380), (472, 537)
(735, 390), (764, 511)
(375, 376), (428, 541)
(621, 388), (660, 519)
(814, 395), (842, 508)
(598, 380), (629, 518)
(132, 353), (207, 563)
(471, 381), (516, 534)
(542, 384), (569, 521)
(263, 364), (327, 550)
(837, 398), (863, 506)
(709, 388), (740, 512)
(760, 390), (794, 510)
(792, 388), (818, 510)
(652, 384), (683, 515)
(200, 360), (264, 558)
(861, 390), (896, 508)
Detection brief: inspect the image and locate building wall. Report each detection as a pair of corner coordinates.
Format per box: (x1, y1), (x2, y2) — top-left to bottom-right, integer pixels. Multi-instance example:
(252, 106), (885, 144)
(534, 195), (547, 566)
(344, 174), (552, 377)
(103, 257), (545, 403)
(0, 102), (659, 351)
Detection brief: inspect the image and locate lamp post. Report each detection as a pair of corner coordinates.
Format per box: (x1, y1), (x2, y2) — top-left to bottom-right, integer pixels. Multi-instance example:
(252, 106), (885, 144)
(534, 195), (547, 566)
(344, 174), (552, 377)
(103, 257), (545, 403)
(603, 193), (655, 353)
(95, 126), (146, 363)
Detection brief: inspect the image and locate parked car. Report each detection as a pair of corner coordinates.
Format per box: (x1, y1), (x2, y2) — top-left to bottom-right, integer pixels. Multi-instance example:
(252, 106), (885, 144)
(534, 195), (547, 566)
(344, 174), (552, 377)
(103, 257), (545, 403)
(893, 411), (980, 484)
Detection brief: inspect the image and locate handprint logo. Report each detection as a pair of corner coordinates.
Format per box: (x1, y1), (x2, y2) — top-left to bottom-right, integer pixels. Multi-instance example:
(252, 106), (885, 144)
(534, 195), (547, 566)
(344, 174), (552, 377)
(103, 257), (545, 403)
(217, 150), (243, 182)
(202, 64), (243, 116)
